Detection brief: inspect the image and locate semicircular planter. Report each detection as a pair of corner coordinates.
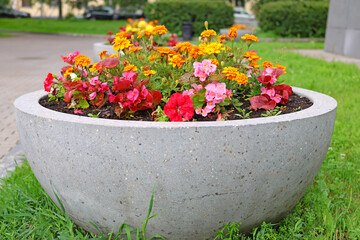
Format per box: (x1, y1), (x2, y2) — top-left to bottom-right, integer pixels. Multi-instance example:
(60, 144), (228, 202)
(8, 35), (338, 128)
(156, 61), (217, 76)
(14, 87), (337, 239)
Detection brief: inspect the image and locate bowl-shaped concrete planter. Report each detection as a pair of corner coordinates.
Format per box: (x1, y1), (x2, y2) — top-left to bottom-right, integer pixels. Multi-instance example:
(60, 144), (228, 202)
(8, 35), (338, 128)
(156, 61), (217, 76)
(14, 87), (336, 239)
(93, 42), (118, 62)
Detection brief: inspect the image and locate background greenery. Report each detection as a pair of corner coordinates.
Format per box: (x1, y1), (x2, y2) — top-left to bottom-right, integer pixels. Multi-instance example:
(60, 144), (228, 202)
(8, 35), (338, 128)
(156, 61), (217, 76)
(257, 1), (329, 38)
(144, 0), (234, 36)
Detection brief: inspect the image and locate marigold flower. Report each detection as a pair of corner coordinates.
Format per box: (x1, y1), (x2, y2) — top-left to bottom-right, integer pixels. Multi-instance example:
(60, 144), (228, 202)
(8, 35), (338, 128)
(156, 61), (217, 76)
(209, 58), (219, 66)
(169, 55), (185, 68)
(228, 27), (237, 41)
(115, 32), (128, 38)
(234, 73), (248, 85)
(74, 55), (91, 67)
(153, 25), (168, 35)
(148, 54), (160, 61)
(64, 67), (74, 78)
(129, 47), (142, 54)
(174, 42), (193, 53)
(249, 62), (260, 68)
(89, 63), (99, 72)
(199, 42), (224, 55)
(109, 53), (119, 58)
(124, 64), (138, 72)
(243, 51), (262, 62)
(113, 37), (133, 51)
(223, 67), (240, 81)
(188, 46), (204, 59)
(262, 61), (273, 68)
(218, 34), (230, 43)
(274, 65), (287, 74)
(156, 47), (175, 56)
(143, 70), (157, 76)
(98, 50), (109, 60)
(241, 34), (259, 42)
(201, 29), (217, 38)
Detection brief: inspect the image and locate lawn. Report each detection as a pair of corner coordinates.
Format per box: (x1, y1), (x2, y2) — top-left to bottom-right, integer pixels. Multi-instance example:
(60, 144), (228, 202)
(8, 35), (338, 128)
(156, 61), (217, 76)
(1, 40), (359, 239)
(0, 18), (127, 35)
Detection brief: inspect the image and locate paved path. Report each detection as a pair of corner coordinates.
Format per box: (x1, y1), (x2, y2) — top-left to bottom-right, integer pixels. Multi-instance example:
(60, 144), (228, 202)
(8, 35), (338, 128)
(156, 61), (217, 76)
(0, 32), (103, 178)
(0, 32), (359, 178)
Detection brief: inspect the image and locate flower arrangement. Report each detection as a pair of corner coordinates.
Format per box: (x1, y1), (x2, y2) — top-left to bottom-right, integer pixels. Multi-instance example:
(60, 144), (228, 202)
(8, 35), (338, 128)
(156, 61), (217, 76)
(44, 21), (293, 122)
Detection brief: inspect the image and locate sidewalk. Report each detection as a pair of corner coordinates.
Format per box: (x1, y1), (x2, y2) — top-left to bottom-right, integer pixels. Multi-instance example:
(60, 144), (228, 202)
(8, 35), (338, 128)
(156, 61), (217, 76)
(0, 32), (359, 179)
(0, 32), (103, 178)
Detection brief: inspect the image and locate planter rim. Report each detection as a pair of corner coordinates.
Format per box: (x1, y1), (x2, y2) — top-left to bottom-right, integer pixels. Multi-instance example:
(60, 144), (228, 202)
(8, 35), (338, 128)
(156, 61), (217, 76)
(14, 87), (336, 128)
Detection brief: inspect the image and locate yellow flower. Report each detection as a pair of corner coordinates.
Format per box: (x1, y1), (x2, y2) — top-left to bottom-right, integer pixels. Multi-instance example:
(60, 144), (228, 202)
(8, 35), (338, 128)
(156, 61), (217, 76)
(234, 73), (248, 85)
(169, 55), (185, 68)
(201, 29), (217, 38)
(64, 67), (74, 78)
(138, 20), (147, 28)
(129, 47), (142, 54)
(113, 37), (133, 52)
(115, 32), (128, 38)
(143, 70), (157, 76)
(89, 63), (98, 72)
(124, 64), (138, 72)
(262, 61), (273, 68)
(153, 25), (168, 35)
(274, 64), (287, 74)
(228, 27), (237, 41)
(109, 53), (119, 58)
(199, 42), (224, 55)
(243, 51), (262, 62)
(156, 47), (175, 56)
(249, 62), (260, 68)
(74, 55), (91, 67)
(241, 34), (259, 42)
(137, 31), (143, 39)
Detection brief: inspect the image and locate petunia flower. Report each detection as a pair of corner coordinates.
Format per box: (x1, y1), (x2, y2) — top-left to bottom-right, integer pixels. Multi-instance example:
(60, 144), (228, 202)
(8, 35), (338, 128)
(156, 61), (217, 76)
(164, 93), (194, 122)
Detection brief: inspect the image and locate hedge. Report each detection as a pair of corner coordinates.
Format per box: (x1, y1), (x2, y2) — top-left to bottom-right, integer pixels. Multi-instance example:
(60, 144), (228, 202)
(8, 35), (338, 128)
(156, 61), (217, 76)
(144, 0), (234, 37)
(258, 1), (329, 38)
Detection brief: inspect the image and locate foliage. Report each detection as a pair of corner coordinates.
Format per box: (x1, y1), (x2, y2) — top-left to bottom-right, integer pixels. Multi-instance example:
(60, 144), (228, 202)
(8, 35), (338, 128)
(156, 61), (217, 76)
(252, 0), (327, 15)
(45, 20), (292, 122)
(258, 1), (329, 38)
(144, 0), (234, 36)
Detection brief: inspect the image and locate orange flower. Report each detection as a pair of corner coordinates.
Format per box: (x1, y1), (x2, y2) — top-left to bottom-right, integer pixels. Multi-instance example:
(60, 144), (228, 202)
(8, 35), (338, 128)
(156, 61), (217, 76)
(148, 54), (160, 61)
(115, 32), (128, 38)
(113, 37), (133, 51)
(127, 18), (133, 23)
(218, 34), (230, 43)
(243, 51), (261, 62)
(234, 73), (248, 85)
(199, 42), (224, 55)
(156, 47), (175, 56)
(154, 19), (158, 24)
(201, 29), (217, 38)
(274, 64), (287, 74)
(222, 67), (240, 81)
(123, 60), (130, 66)
(262, 61), (273, 68)
(174, 42), (193, 53)
(249, 62), (260, 68)
(241, 34), (259, 42)
(98, 50), (109, 60)
(143, 70), (157, 76)
(64, 67), (74, 78)
(209, 58), (219, 66)
(228, 27), (237, 41)
(129, 47), (142, 53)
(74, 55), (91, 67)
(188, 46), (204, 59)
(89, 63), (99, 72)
(153, 25), (168, 35)
(123, 64), (138, 72)
(169, 55), (185, 68)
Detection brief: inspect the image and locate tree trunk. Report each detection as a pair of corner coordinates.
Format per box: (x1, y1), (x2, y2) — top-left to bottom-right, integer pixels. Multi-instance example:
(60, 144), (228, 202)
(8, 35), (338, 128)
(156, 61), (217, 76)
(58, 0), (62, 19)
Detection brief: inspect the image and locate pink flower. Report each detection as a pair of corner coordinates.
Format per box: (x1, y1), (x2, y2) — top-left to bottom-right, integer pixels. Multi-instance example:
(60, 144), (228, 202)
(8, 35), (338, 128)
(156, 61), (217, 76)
(164, 93), (194, 122)
(123, 71), (138, 84)
(205, 81), (227, 104)
(193, 59), (217, 82)
(257, 67), (283, 86)
(44, 73), (54, 92)
(89, 92), (97, 100)
(182, 89), (195, 97)
(61, 51), (80, 65)
(191, 84), (203, 92)
(74, 109), (83, 114)
(127, 89), (139, 103)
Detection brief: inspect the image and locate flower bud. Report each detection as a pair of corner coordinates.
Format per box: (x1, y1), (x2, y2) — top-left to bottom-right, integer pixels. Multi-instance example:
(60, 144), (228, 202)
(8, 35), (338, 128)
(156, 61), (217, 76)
(204, 21), (208, 30)
(221, 61), (224, 67)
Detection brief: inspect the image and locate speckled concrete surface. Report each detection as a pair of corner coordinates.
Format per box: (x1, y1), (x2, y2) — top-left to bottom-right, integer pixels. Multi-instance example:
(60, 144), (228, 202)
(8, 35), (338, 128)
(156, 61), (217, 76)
(15, 87), (336, 239)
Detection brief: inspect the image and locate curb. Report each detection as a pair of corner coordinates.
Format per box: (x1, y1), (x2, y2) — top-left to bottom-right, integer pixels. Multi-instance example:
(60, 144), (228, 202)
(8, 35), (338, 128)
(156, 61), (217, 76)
(0, 142), (24, 179)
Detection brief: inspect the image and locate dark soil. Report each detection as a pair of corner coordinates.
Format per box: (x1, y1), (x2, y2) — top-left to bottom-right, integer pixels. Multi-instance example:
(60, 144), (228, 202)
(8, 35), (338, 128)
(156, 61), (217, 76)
(39, 94), (313, 121)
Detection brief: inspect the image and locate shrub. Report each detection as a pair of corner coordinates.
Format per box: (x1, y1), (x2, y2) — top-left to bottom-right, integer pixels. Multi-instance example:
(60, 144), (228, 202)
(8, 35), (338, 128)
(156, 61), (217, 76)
(258, 1), (329, 38)
(144, 0), (234, 36)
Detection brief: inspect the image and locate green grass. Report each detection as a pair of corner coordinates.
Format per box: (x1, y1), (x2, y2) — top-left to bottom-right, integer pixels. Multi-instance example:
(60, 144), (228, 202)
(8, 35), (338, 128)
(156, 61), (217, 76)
(1, 41), (359, 239)
(0, 32), (13, 37)
(0, 18), (127, 35)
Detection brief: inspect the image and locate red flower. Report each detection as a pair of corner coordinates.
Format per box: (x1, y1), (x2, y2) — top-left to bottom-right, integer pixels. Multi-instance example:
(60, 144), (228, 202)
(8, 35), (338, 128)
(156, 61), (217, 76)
(164, 93), (194, 122)
(274, 84), (292, 105)
(44, 73), (54, 92)
(250, 95), (276, 111)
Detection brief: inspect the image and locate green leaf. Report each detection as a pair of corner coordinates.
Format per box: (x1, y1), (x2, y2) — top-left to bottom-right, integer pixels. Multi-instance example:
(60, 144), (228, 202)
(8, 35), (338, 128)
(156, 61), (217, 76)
(78, 99), (89, 109)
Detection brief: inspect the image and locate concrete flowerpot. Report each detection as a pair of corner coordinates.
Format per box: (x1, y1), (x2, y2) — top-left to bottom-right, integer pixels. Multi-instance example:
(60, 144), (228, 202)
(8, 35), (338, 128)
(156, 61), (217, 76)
(14, 87), (337, 239)
(93, 42), (118, 62)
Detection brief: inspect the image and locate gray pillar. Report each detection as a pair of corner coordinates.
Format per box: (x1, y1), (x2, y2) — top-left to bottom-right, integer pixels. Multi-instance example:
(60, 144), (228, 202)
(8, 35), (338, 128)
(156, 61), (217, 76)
(324, 0), (360, 59)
